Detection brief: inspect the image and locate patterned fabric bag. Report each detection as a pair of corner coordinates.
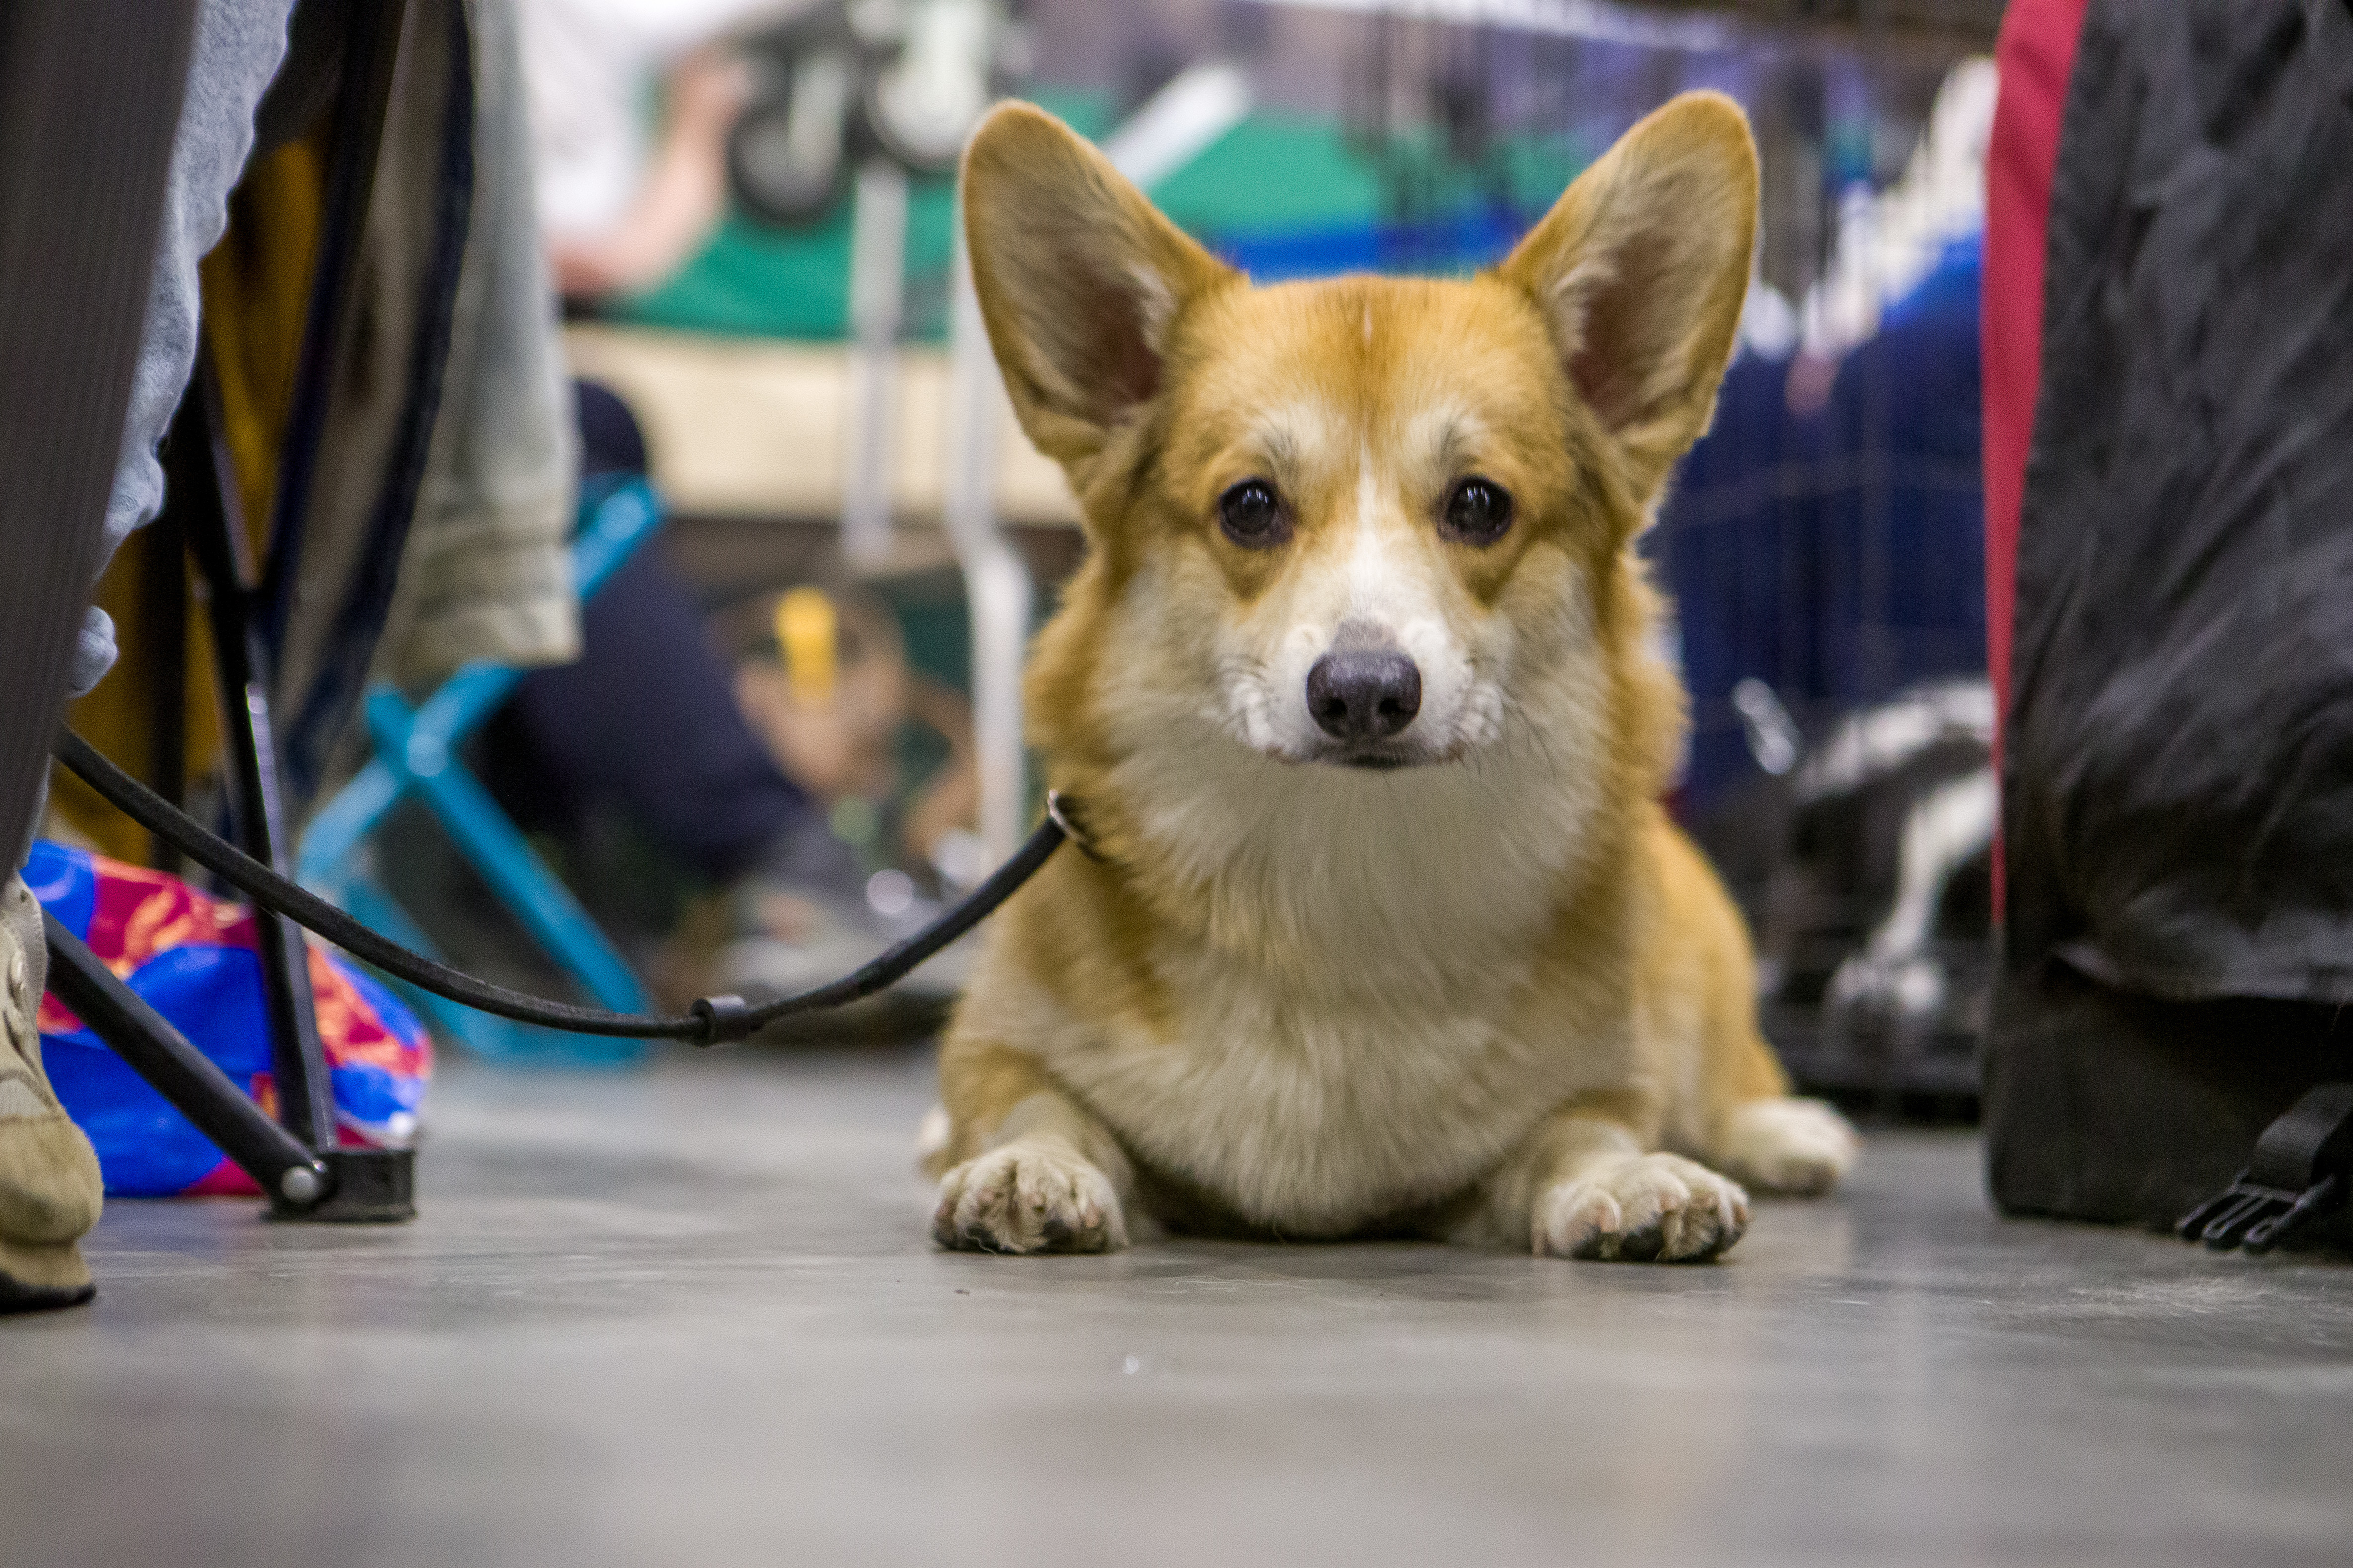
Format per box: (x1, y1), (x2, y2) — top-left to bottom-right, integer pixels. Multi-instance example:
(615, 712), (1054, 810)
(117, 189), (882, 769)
(25, 840), (431, 1196)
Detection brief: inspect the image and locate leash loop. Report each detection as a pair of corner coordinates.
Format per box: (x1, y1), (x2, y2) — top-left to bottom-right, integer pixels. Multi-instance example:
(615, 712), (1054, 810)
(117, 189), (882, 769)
(50, 729), (1067, 1044)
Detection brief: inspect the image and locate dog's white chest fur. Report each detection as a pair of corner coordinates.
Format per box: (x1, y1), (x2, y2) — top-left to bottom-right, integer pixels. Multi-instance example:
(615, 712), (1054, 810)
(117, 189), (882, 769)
(1014, 724), (1621, 1232)
(1060, 953), (1589, 1232)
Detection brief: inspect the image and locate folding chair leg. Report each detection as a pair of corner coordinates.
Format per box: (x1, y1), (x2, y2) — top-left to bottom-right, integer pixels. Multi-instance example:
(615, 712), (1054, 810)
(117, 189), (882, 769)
(340, 868), (646, 1068)
(169, 371), (341, 1156)
(365, 689), (651, 1014)
(292, 479), (674, 1070)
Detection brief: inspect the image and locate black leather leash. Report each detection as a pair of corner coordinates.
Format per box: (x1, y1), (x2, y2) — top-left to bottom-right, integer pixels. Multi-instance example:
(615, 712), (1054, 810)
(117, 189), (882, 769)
(52, 728), (1073, 1045)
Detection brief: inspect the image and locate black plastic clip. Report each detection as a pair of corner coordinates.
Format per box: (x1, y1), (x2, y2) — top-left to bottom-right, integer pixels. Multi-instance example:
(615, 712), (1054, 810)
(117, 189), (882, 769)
(691, 993), (754, 1046)
(2178, 1082), (2353, 1253)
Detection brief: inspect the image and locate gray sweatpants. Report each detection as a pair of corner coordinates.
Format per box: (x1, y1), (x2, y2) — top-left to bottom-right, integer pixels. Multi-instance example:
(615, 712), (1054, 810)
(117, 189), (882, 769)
(68, 0), (299, 701)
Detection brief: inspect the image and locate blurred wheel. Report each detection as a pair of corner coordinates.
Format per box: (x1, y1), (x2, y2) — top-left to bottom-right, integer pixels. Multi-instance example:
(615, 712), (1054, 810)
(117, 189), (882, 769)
(728, 48), (854, 226)
(861, 0), (996, 176)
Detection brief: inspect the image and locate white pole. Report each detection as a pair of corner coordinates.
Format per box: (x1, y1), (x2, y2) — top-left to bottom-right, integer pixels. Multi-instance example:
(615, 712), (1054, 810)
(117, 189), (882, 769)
(1098, 62), (1253, 190)
(939, 61), (1254, 868)
(943, 228), (1029, 868)
(842, 156), (908, 570)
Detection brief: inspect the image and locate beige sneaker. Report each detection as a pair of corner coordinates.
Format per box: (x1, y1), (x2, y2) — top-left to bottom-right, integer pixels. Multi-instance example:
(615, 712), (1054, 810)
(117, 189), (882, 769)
(0, 872), (102, 1314)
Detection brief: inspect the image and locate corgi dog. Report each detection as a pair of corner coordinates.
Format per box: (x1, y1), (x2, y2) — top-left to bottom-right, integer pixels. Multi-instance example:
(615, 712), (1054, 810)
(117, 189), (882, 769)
(927, 92), (1859, 1263)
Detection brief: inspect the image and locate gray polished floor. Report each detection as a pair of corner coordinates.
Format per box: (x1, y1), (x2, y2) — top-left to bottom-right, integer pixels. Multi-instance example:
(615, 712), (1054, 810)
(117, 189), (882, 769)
(5, 1047), (2349, 1568)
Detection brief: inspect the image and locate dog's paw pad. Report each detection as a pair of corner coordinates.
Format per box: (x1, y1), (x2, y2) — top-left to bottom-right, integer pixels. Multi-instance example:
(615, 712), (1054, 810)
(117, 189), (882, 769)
(1714, 1098), (1860, 1197)
(1535, 1152), (1749, 1263)
(932, 1139), (1127, 1254)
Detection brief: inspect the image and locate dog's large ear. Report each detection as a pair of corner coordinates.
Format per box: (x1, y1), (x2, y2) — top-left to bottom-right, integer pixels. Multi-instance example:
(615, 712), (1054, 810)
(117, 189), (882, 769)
(1495, 92), (1758, 499)
(962, 103), (1234, 466)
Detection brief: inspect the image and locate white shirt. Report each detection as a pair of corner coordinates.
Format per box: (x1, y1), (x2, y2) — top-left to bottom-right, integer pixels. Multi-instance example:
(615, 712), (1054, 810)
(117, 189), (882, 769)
(517, 0), (809, 240)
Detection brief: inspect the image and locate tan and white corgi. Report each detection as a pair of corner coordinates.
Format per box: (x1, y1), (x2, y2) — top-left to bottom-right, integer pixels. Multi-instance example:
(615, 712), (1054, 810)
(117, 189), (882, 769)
(927, 92), (1858, 1263)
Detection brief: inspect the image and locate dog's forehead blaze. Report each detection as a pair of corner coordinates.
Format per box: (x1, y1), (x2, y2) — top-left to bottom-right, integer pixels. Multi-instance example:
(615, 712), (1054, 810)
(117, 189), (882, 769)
(1155, 274), (1601, 606)
(1177, 278), (1562, 464)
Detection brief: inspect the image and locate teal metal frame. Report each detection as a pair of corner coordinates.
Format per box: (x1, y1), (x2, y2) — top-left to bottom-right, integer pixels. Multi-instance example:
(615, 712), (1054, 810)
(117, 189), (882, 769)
(297, 478), (664, 1066)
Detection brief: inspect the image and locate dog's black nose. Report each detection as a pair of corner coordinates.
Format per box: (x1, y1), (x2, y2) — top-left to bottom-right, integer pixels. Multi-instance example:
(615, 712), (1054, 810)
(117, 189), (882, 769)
(1307, 645), (1422, 741)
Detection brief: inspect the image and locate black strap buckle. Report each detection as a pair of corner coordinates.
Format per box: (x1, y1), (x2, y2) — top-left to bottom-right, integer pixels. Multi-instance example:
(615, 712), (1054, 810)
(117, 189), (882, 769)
(2177, 1082), (2353, 1253)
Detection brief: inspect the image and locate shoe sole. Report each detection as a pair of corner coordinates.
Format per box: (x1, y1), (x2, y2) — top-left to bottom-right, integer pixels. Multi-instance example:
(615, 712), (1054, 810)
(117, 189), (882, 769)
(0, 1274), (95, 1315)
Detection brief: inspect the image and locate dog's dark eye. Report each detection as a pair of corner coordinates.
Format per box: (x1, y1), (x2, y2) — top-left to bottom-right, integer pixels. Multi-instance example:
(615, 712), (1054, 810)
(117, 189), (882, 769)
(1441, 477), (1513, 546)
(1218, 479), (1289, 548)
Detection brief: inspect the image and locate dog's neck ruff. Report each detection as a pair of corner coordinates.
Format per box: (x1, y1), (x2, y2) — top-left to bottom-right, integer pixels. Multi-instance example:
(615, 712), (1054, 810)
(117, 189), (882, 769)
(1100, 726), (1603, 1001)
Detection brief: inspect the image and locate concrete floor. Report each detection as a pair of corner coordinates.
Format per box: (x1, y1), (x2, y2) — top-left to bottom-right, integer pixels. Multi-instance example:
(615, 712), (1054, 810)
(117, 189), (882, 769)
(5, 1047), (2350, 1568)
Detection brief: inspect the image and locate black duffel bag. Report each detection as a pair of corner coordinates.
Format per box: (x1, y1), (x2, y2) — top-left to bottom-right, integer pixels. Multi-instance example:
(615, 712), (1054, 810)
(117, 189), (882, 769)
(1988, 0), (2353, 1248)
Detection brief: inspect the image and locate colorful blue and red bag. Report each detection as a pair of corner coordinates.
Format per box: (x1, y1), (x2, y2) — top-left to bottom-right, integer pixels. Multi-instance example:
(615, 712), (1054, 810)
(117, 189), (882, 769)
(25, 839), (431, 1197)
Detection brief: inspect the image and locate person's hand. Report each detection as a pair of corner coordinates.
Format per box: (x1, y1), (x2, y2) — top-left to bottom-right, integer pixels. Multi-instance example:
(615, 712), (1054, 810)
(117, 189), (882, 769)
(668, 47), (754, 145)
(549, 47), (754, 302)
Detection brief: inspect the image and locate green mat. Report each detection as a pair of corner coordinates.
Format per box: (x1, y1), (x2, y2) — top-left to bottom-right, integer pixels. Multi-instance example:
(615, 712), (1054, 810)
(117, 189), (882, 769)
(613, 91), (1589, 343)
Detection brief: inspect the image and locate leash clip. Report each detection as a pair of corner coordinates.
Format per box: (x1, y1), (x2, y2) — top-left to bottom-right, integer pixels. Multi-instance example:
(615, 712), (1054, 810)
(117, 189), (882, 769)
(1044, 790), (1104, 862)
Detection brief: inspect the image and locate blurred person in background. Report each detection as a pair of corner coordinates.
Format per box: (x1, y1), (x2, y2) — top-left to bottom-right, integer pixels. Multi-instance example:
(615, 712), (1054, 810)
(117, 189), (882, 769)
(495, 0), (959, 1013)
(518, 0), (793, 303)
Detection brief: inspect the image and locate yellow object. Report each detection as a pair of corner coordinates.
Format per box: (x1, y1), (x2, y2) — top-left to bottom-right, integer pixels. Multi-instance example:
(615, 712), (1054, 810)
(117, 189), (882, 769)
(48, 137), (324, 862)
(201, 135), (323, 549)
(47, 536), (220, 865)
(776, 587), (839, 706)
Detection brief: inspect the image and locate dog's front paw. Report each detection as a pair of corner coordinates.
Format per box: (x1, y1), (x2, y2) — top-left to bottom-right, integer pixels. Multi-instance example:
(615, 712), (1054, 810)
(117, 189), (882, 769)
(933, 1139), (1128, 1254)
(1713, 1098), (1860, 1196)
(1534, 1153), (1750, 1262)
